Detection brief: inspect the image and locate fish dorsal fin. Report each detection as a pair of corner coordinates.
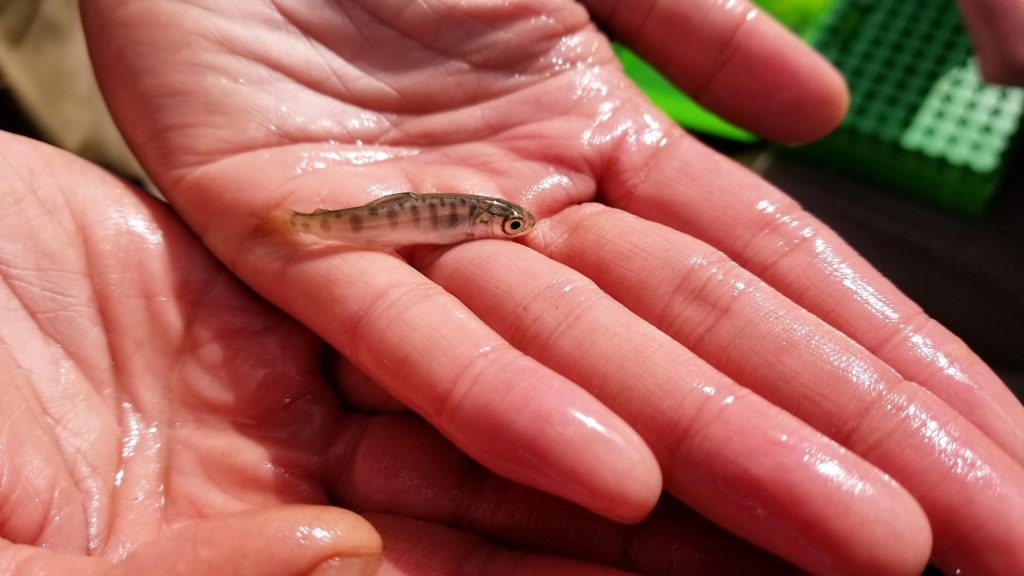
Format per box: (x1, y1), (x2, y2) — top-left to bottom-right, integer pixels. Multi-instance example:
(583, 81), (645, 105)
(367, 192), (416, 205)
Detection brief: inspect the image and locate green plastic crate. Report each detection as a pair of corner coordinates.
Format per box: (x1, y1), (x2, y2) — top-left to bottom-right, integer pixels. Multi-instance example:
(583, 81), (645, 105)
(796, 0), (1024, 214)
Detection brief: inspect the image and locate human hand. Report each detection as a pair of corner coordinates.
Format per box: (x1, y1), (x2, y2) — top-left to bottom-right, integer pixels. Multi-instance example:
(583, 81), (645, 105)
(959, 0), (1024, 85)
(1, 131), (800, 575)
(81, 1), (1024, 574)
(0, 132), (379, 574)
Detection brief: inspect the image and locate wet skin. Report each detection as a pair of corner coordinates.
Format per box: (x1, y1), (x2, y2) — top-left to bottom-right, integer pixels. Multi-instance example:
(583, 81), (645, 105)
(957, 0), (1024, 85)
(77, 0), (1024, 574)
(0, 132), (796, 575)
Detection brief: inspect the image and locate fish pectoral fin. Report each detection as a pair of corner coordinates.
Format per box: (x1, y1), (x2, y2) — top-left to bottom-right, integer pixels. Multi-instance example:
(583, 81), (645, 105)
(366, 192), (416, 205)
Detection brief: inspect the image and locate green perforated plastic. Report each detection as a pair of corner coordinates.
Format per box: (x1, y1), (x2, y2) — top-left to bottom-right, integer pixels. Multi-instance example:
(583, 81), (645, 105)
(795, 0), (1024, 214)
(618, 0), (1024, 214)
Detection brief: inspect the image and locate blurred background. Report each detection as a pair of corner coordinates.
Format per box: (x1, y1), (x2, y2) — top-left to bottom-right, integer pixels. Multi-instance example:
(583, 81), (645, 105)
(0, 0), (1020, 401)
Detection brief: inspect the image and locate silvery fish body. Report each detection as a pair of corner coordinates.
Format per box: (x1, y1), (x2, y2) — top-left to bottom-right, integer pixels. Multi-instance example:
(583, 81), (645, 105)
(283, 192), (536, 247)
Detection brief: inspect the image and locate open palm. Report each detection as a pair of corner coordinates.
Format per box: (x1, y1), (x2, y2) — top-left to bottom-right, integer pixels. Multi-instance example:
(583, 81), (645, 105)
(81, 1), (1024, 574)
(2, 132), (810, 575)
(0, 133), (381, 574)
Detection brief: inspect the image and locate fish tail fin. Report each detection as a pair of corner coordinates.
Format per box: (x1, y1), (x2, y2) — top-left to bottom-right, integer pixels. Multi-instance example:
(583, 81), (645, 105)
(255, 208), (299, 240)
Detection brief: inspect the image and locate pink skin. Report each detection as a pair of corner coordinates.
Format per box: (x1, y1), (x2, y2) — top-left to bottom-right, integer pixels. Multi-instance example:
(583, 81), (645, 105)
(0, 132), (799, 575)
(959, 0), (1024, 85)
(365, 514), (648, 576)
(520, 205), (1024, 573)
(414, 237), (930, 573)
(331, 414), (796, 575)
(0, 134), (381, 573)
(76, 0), (1024, 573)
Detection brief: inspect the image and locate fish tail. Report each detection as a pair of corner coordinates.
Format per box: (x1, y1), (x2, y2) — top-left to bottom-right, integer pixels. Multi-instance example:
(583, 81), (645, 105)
(255, 207), (300, 240)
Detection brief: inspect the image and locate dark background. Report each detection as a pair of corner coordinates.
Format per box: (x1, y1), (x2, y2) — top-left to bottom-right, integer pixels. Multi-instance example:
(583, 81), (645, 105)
(757, 144), (1023, 401)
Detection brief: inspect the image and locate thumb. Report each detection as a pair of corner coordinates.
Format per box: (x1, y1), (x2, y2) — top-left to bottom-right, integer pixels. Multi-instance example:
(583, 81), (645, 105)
(1, 506), (381, 576)
(114, 506), (381, 576)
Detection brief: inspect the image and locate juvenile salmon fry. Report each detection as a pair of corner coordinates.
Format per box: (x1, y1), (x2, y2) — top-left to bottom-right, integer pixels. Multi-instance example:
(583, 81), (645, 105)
(281, 192), (536, 247)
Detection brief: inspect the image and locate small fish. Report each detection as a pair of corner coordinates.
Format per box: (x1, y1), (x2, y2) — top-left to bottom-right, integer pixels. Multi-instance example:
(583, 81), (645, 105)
(277, 192), (536, 247)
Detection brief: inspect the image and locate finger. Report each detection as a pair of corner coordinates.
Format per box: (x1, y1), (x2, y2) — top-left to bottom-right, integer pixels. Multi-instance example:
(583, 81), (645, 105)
(528, 203), (1024, 574)
(601, 125), (1024, 465)
(239, 240), (661, 523)
(580, 0), (848, 143)
(330, 413), (795, 575)
(365, 513), (641, 576)
(111, 506), (380, 576)
(958, 0), (1024, 85)
(331, 353), (408, 413)
(0, 506), (380, 576)
(410, 239), (930, 575)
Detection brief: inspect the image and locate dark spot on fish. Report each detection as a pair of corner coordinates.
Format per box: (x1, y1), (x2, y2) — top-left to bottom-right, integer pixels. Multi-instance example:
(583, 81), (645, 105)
(410, 205), (422, 227)
(447, 206), (460, 229)
(387, 208), (400, 230)
(459, 197), (467, 206)
(320, 219), (332, 232)
(369, 205), (381, 216)
(469, 205), (485, 223)
(429, 203), (441, 230)
(333, 211), (344, 219)
(350, 214), (364, 234)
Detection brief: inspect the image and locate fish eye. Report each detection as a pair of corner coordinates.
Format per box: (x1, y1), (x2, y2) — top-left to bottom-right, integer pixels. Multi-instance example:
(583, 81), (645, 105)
(502, 217), (525, 235)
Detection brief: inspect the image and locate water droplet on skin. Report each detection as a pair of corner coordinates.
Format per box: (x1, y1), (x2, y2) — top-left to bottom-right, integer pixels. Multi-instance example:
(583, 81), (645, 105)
(801, 444), (876, 497)
(572, 409), (610, 434)
(114, 208), (165, 245)
(296, 525), (335, 545)
(897, 400), (994, 483)
(812, 238), (900, 323)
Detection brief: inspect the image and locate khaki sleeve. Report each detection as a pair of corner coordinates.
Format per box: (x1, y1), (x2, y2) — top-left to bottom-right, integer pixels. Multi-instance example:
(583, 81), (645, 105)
(0, 0), (150, 188)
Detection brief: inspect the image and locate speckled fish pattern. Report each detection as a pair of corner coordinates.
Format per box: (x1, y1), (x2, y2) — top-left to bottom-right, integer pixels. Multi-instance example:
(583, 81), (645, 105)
(284, 192), (536, 247)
